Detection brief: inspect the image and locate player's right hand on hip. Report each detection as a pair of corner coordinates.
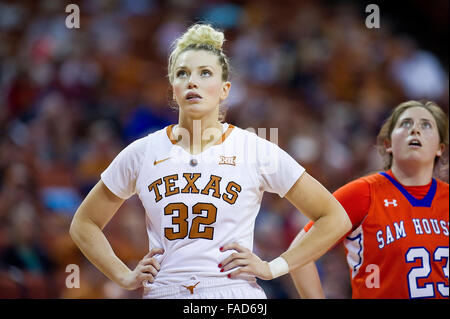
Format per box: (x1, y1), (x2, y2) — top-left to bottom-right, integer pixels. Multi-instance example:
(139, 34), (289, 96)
(122, 248), (164, 290)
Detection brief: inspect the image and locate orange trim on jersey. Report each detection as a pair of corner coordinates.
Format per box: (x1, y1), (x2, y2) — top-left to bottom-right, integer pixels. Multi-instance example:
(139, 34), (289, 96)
(304, 221), (314, 232)
(166, 124), (178, 145)
(166, 124), (235, 145)
(214, 124), (235, 146)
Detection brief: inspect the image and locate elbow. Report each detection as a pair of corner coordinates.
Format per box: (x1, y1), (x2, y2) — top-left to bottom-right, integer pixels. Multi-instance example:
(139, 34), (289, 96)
(69, 216), (82, 245)
(69, 219), (78, 243)
(338, 209), (352, 237)
(69, 213), (102, 246)
(326, 196), (352, 239)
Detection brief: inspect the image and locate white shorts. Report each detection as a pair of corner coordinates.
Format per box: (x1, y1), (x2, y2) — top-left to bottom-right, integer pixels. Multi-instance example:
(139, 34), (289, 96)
(142, 276), (267, 299)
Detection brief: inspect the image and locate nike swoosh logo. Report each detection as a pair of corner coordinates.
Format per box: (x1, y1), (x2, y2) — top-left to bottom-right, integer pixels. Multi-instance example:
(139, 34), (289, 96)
(154, 157), (171, 165)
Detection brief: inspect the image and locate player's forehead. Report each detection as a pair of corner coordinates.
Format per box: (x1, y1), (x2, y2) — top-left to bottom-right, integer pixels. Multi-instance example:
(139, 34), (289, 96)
(396, 106), (436, 124)
(174, 50), (221, 70)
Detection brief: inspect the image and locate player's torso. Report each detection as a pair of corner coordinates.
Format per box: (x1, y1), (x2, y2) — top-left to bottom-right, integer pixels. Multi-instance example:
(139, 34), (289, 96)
(344, 173), (449, 299)
(134, 125), (266, 284)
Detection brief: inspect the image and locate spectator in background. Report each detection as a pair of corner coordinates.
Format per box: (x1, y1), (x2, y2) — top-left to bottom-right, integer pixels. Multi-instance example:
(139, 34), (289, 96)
(389, 38), (448, 101)
(0, 202), (56, 298)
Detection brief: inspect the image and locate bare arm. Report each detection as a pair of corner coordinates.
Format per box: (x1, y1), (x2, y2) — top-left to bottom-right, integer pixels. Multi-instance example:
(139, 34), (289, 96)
(288, 230), (325, 299)
(219, 172), (351, 282)
(281, 172), (351, 269)
(69, 180), (162, 290)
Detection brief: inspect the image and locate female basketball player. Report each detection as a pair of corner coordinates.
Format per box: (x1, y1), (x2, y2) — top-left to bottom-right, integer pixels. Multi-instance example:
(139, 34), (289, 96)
(290, 100), (449, 299)
(69, 23), (351, 299)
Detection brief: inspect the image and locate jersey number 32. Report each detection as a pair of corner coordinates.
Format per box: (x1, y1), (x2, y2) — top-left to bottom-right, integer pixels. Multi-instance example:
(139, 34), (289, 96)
(164, 203), (217, 240)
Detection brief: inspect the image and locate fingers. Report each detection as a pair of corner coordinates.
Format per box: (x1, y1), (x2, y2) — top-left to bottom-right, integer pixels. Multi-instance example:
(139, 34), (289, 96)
(219, 242), (270, 280)
(145, 248), (164, 259)
(139, 248), (164, 285)
(140, 257), (161, 270)
(141, 274), (156, 285)
(227, 266), (248, 279)
(219, 242), (252, 274)
(140, 264), (159, 277)
(219, 252), (248, 272)
(141, 248), (164, 269)
(220, 242), (249, 253)
(139, 264), (158, 284)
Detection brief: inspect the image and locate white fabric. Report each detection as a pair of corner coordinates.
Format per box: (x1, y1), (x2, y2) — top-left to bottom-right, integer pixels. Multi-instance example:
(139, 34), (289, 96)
(268, 256), (289, 278)
(101, 123), (305, 298)
(143, 275), (267, 299)
(343, 225), (365, 279)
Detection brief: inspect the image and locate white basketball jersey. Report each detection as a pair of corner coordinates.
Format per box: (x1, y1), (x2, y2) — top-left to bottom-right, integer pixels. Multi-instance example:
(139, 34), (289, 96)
(101, 123), (305, 293)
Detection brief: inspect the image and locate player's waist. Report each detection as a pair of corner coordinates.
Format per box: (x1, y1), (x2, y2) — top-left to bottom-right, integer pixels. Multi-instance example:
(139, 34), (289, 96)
(143, 275), (256, 298)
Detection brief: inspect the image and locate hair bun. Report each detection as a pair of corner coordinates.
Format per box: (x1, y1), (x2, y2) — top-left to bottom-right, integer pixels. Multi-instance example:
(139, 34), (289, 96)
(175, 24), (225, 52)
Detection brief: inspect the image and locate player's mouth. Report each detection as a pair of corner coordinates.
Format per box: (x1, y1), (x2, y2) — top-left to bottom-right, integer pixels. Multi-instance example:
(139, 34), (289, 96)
(408, 138), (422, 148)
(185, 91), (202, 102)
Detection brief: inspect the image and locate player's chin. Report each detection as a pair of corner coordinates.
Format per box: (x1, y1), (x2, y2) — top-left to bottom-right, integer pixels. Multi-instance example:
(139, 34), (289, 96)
(180, 103), (215, 118)
(402, 152), (432, 164)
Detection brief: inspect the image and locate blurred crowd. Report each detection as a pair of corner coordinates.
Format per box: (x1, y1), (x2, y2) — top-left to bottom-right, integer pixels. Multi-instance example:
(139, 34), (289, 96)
(0, 0), (448, 299)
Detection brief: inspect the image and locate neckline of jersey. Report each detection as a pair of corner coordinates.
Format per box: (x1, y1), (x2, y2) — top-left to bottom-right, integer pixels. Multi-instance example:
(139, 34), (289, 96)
(165, 122), (235, 156)
(379, 171), (437, 207)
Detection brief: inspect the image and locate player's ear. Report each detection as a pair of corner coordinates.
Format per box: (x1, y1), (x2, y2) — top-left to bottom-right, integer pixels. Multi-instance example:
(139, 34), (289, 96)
(436, 142), (445, 157)
(220, 81), (231, 101)
(384, 139), (392, 154)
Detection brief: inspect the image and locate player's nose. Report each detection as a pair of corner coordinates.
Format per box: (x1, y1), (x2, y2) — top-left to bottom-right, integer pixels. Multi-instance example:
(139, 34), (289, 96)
(187, 75), (198, 89)
(410, 123), (421, 136)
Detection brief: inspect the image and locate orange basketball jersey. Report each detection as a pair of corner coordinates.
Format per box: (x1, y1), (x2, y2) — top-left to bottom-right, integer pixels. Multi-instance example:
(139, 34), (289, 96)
(344, 172), (449, 299)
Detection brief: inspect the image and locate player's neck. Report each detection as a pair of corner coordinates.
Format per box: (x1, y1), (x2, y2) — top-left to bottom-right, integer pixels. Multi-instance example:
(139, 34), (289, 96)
(176, 116), (223, 155)
(390, 161), (434, 186)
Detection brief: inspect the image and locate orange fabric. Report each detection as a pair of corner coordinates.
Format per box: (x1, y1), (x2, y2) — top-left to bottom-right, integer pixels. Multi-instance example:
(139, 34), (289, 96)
(303, 177), (370, 237)
(333, 178), (371, 231)
(303, 171), (435, 233)
(303, 171), (449, 299)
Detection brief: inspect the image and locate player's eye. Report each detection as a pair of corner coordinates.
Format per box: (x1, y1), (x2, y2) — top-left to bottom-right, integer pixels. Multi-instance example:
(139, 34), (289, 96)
(200, 69), (212, 77)
(176, 70), (188, 78)
(400, 120), (412, 128)
(421, 121), (432, 129)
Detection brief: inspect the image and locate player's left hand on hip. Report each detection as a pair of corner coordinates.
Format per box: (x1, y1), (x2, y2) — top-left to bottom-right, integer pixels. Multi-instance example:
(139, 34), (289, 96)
(219, 242), (272, 280)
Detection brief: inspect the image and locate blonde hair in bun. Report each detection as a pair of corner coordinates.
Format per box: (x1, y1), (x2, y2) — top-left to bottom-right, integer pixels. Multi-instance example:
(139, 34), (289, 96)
(174, 23), (225, 52)
(168, 23), (230, 84)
